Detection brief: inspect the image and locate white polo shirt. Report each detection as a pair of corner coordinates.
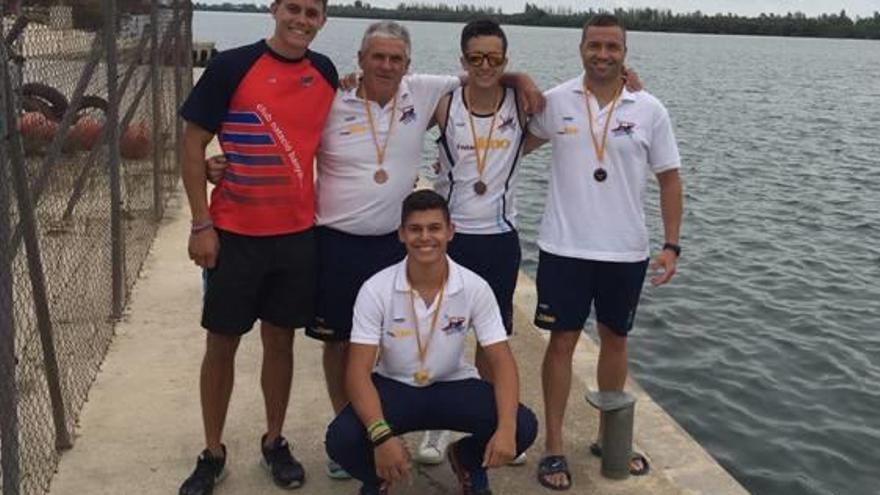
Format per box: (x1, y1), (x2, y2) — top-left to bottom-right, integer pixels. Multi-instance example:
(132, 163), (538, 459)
(350, 256), (508, 387)
(315, 74), (460, 236)
(529, 75), (681, 262)
(434, 87), (524, 234)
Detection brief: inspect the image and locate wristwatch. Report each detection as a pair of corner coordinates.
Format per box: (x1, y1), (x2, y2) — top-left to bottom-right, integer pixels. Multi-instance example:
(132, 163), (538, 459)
(662, 242), (681, 257)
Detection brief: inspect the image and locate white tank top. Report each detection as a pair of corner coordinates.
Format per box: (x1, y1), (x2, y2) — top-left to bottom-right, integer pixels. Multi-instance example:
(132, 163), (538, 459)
(434, 87), (524, 234)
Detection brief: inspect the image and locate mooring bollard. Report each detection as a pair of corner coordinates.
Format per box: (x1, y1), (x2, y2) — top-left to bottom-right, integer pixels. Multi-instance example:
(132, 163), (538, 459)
(585, 390), (637, 480)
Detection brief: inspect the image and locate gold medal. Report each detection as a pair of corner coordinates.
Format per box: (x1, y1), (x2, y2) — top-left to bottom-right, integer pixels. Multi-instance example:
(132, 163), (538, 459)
(374, 168), (388, 184)
(408, 265), (448, 388)
(414, 369), (429, 385)
(473, 180), (487, 195)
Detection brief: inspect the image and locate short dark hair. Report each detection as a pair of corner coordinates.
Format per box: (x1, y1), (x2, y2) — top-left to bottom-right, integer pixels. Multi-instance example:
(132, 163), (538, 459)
(583, 13), (627, 44)
(273, 0), (329, 13)
(460, 18), (508, 55)
(401, 190), (450, 225)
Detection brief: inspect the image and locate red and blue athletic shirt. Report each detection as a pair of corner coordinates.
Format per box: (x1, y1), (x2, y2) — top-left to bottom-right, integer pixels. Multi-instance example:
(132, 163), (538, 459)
(180, 40), (337, 236)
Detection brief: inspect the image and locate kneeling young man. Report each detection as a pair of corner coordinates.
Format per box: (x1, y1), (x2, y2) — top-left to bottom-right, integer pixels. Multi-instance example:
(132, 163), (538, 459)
(325, 190), (537, 495)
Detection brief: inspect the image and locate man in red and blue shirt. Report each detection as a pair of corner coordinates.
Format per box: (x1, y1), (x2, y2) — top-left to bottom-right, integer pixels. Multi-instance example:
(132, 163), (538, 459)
(178, 1), (336, 493)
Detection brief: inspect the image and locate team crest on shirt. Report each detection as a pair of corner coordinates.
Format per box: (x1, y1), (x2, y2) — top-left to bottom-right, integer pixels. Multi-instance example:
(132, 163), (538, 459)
(612, 120), (636, 136)
(300, 75), (314, 87)
(497, 115), (516, 132)
(399, 106), (416, 124)
(441, 316), (467, 335)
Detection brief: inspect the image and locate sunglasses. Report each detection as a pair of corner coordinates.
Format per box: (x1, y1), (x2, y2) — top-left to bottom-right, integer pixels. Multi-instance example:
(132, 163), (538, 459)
(464, 52), (506, 68)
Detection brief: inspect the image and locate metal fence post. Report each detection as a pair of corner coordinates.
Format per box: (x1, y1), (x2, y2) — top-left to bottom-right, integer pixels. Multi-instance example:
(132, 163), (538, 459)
(151, 0), (162, 220)
(0, 21), (21, 493)
(173, 0), (183, 170)
(105, 0), (124, 318)
(1, 18), (71, 453)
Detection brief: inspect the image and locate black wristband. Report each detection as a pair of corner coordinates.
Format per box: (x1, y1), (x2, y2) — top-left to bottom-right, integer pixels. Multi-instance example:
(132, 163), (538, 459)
(662, 242), (681, 257)
(372, 431), (394, 447)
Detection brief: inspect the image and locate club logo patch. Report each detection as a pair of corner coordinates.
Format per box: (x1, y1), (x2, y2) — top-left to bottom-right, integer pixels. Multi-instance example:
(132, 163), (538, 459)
(442, 316), (467, 335)
(399, 106), (416, 124)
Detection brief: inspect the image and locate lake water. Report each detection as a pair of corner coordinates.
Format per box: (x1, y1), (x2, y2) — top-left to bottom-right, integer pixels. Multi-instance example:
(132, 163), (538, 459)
(194, 11), (880, 495)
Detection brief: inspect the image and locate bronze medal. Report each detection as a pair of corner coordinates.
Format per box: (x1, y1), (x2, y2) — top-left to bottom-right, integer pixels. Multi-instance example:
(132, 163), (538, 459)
(374, 169), (388, 184)
(474, 180), (487, 195)
(414, 369), (429, 385)
(594, 168), (608, 182)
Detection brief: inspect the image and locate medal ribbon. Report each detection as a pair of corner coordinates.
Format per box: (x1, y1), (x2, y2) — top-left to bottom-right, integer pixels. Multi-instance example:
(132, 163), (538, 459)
(583, 82), (623, 164)
(408, 267), (447, 377)
(464, 86), (500, 186)
(362, 85), (398, 168)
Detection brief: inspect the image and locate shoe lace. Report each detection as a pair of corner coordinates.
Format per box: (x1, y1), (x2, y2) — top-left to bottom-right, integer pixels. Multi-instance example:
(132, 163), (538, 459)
(266, 438), (295, 467)
(193, 452), (220, 480)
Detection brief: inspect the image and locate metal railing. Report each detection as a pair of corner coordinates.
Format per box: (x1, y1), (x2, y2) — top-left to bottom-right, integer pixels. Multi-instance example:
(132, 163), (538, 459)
(0, 2), (192, 494)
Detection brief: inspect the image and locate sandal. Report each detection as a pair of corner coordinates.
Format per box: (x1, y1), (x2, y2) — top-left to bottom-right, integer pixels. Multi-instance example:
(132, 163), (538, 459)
(536, 455), (571, 491)
(588, 442), (650, 476)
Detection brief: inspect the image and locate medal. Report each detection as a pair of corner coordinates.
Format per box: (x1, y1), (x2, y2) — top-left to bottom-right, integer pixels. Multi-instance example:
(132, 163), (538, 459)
(408, 264), (448, 387)
(464, 86), (500, 197)
(473, 180), (487, 195)
(362, 85), (397, 185)
(414, 369), (429, 385)
(583, 80), (622, 184)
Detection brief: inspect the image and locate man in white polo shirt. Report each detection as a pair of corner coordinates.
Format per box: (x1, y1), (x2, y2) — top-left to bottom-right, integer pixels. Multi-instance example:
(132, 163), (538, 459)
(307, 21), (541, 477)
(525, 13), (683, 490)
(325, 189), (537, 495)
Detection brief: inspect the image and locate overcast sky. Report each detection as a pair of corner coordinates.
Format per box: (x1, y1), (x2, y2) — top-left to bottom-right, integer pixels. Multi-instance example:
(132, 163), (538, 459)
(202, 0), (880, 17)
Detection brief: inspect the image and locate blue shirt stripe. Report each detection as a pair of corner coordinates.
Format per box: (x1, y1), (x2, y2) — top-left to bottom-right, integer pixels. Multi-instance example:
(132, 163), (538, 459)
(220, 132), (274, 145)
(225, 153), (283, 166)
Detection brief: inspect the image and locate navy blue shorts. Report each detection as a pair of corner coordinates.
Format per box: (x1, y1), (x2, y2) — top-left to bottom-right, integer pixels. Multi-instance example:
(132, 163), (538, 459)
(448, 230), (520, 334)
(202, 228), (316, 335)
(305, 226), (405, 341)
(533, 250), (648, 336)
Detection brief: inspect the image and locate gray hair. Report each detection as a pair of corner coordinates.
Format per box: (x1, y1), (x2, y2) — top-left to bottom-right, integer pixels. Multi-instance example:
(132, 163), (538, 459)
(360, 21), (411, 58)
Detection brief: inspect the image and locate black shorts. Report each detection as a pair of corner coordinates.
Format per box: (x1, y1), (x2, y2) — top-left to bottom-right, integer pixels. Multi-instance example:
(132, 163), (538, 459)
(305, 226), (405, 342)
(448, 230), (521, 334)
(533, 250), (648, 336)
(201, 228), (316, 335)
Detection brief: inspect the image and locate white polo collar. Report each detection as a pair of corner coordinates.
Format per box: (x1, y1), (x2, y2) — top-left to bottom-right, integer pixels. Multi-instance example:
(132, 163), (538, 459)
(569, 73), (638, 104)
(393, 256), (464, 296)
(340, 76), (413, 105)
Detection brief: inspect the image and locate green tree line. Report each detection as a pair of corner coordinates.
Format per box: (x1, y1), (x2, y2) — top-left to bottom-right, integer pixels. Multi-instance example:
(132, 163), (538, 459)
(192, 2), (880, 39)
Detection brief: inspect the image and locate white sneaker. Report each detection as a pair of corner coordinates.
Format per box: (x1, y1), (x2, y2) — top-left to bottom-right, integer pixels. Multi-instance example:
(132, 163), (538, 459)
(415, 430), (451, 465)
(508, 451), (527, 466)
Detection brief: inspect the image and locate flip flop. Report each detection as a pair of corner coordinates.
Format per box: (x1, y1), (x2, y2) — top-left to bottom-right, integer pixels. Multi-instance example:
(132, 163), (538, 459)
(536, 455), (572, 491)
(588, 442), (650, 476)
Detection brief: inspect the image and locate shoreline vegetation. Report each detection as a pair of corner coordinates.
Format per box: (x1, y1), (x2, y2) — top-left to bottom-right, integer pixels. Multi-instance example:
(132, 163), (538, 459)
(193, 2), (880, 40)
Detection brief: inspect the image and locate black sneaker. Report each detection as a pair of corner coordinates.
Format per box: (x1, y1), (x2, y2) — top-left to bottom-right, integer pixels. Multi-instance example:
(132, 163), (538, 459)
(261, 434), (305, 489)
(447, 440), (493, 495)
(179, 445), (227, 495)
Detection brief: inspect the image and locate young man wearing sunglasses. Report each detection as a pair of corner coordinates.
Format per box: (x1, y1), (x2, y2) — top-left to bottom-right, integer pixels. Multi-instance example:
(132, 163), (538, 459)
(525, 13), (683, 490)
(325, 189), (538, 495)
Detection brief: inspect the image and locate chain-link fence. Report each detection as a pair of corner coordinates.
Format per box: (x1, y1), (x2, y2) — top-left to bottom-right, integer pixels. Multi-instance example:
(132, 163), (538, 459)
(0, 1), (192, 494)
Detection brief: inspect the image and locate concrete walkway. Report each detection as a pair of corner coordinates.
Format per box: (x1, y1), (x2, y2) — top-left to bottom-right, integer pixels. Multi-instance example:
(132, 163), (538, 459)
(47, 185), (747, 495)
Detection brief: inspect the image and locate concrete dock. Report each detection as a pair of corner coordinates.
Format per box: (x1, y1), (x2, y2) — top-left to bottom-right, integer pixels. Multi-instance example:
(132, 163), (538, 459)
(46, 183), (747, 495)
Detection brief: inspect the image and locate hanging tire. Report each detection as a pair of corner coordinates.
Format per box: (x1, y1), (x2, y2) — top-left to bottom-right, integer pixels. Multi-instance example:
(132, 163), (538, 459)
(22, 82), (69, 121)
